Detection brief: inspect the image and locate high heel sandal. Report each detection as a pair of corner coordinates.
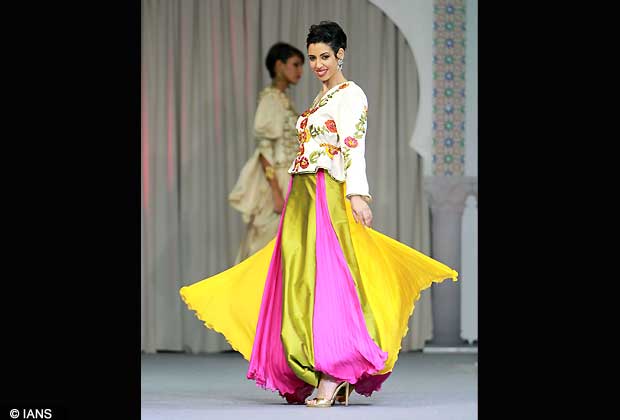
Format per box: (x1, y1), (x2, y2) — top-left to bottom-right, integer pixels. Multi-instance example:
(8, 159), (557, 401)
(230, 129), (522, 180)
(335, 382), (354, 404)
(305, 381), (350, 408)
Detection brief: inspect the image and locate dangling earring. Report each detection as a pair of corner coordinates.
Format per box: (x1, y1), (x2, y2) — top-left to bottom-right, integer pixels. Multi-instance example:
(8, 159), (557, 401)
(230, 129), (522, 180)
(337, 58), (343, 71)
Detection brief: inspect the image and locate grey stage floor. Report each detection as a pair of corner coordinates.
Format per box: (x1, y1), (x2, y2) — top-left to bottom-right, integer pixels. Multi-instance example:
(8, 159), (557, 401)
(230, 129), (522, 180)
(141, 351), (477, 420)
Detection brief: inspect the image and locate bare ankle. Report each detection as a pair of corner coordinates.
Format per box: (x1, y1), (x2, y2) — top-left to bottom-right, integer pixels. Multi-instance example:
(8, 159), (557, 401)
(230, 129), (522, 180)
(320, 372), (337, 382)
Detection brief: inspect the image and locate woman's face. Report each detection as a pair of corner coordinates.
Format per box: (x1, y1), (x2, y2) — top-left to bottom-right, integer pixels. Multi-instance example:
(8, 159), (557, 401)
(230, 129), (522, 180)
(278, 55), (304, 85)
(307, 42), (343, 82)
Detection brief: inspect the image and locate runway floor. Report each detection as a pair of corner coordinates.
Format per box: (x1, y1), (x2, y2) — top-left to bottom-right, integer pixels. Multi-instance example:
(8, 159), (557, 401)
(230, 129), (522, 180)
(141, 350), (477, 419)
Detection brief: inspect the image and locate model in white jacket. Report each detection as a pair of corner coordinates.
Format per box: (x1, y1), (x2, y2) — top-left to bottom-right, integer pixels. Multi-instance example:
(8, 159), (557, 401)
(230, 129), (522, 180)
(289, 80), (371, 202)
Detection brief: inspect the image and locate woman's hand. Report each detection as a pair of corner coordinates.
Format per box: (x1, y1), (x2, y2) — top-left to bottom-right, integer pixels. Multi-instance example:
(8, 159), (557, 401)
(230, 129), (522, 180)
(258, 154), (284, 214)
(350, 195), (372, 227)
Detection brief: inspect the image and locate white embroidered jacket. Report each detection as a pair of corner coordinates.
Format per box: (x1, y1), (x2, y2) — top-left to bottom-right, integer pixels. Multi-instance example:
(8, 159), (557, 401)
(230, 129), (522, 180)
(288, 81), (371, 200)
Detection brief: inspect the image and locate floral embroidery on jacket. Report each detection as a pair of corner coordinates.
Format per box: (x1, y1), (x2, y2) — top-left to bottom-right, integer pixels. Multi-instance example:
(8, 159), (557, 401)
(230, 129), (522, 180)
(344, 136), (358, 148)
(298, 128), (310, 144)
(308, 150), (323, 164)
(293, 155), (309, 170)
(325, 119), (337, 133)
(342, 106), (368, 169)
(321, 143), (340, 159)
(308, 124), (328, 137)
(300, 82), (349, 117)
(301, 106), (319, 118)
(342, 148), (352, 170)
(353, 106), (368, 139)
(289, 81), (370, 199)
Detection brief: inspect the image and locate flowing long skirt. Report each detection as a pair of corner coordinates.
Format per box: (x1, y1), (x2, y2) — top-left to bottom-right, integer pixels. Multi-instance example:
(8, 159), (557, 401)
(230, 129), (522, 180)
(180, 169), (458, 403)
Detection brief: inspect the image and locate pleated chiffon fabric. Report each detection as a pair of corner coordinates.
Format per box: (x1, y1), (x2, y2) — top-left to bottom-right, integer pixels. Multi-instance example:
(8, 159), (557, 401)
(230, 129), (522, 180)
(180, 170), (458, 403)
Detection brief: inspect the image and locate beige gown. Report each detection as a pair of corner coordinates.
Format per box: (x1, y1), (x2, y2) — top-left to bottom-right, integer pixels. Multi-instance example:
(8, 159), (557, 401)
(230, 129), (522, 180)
(229, 86), (299, 263)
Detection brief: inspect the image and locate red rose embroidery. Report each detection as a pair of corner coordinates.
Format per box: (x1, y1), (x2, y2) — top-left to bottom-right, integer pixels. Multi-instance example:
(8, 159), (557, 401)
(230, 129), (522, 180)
(339, 83), (349, 90)
(325, 119), (337, 133)
(309, 107), (319, 115)
(344, 136), (358, 148)
(300, 118), (308, 129)
(299, 157), (309, 169)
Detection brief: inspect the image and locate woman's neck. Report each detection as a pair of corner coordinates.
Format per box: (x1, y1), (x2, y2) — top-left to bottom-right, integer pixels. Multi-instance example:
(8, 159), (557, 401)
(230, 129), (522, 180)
(272, 78), (289, 92)
(323, 72), (347, 91)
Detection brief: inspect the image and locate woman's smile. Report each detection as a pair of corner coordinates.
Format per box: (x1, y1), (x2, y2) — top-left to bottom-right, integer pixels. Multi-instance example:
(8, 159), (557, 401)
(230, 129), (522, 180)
(315, 68), (328, 77)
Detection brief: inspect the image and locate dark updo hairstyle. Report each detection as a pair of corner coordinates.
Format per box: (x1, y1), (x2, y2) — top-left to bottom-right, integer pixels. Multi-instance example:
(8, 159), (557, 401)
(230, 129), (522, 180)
(306, 21), (347, 56)
(265, 42), (305, 79)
